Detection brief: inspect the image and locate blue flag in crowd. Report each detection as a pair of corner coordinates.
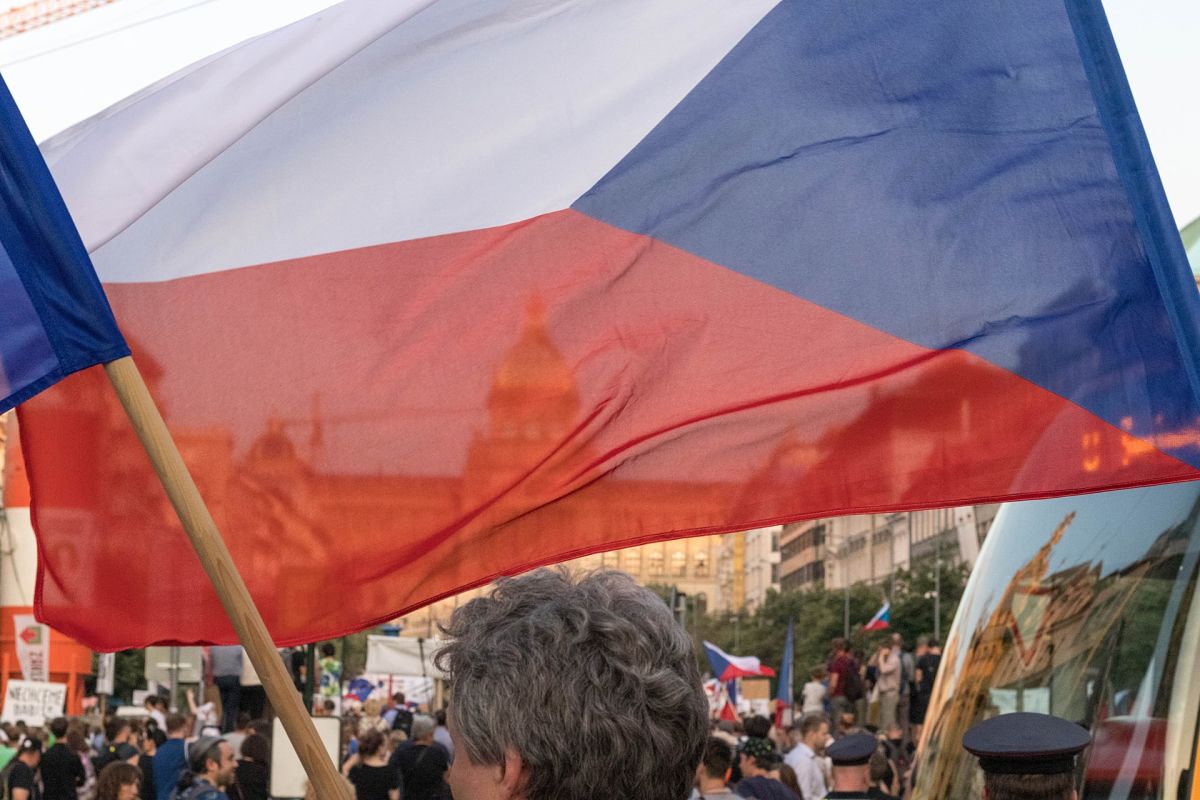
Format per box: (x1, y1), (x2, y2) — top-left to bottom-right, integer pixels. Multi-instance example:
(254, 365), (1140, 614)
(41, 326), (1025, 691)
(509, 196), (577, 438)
(777, 620), (794, 707)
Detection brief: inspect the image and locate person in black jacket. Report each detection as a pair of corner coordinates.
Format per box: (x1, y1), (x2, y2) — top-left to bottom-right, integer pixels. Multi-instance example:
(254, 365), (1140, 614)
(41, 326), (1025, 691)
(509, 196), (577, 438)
(41, 719), (85, 800)
(227, 734), (269, 800)
(7, 738), (42, 800)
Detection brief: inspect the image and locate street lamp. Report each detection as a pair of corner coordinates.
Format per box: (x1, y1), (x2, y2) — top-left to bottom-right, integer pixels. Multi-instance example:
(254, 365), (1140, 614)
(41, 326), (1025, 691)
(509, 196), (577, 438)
(934, 531), (942, 641)
(821, 535), (851, 638)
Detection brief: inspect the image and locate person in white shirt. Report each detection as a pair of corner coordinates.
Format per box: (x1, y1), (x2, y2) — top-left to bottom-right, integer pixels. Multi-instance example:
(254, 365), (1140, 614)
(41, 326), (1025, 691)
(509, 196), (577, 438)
(144, 696), (168, 732)
(801, 667), (827, 715)
(875, 640), (901, 730)
(784, 713), (829, 800)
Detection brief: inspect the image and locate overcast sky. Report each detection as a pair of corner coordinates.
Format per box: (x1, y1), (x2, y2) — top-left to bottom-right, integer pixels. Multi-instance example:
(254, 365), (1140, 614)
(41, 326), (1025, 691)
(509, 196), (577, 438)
(0, 0), (1197, 227)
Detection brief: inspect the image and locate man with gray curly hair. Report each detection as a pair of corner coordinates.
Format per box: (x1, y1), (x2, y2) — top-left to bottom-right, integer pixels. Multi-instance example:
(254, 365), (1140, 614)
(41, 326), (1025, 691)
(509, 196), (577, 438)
(435, 568), (708, 800)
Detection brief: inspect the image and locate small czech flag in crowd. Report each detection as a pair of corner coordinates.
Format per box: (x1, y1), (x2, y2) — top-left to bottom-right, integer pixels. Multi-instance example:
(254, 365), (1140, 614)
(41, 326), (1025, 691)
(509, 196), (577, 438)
(864, 601), (891, 631)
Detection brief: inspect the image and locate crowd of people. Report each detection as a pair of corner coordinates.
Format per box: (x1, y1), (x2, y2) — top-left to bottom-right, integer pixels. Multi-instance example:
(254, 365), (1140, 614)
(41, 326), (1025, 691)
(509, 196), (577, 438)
(0, 708), (266, 800)
(681, 632), (945, 799)
(694, 708), (906, 800)
(814, 634), (942, 744)
(0, 569), (1077, 800)
(0, 697), (453, 800)
(0, 667), (460, 800)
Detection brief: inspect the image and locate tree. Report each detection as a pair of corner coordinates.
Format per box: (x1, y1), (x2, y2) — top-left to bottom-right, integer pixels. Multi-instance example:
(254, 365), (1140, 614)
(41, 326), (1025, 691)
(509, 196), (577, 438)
(90, 649), (145, 703)
(687, 559), (970, 686)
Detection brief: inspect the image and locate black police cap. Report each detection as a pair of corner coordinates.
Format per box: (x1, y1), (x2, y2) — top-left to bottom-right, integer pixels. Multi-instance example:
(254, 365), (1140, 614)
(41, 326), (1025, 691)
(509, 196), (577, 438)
(826, 732), (876, 766)
(962, 712), (1089, 775)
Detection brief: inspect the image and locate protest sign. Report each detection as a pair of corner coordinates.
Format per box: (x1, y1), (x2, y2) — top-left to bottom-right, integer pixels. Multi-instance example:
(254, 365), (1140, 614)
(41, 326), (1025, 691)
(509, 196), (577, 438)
(2, 680), (66, 727)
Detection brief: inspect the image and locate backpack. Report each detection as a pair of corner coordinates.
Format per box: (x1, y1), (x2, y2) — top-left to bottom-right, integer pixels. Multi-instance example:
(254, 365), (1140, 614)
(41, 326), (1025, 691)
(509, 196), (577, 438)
(842, 660), (865, 702)
(392, 708), (414, 737)
(177, 780), (223, 800)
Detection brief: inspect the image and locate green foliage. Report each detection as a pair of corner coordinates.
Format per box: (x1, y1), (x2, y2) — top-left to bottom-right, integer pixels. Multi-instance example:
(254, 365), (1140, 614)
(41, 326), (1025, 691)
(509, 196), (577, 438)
(644, 583), (676, 605)
(340, 632), (369, 678)
(688, 559), (969, 682)
(115, 649), (146, 702)
(89, 649), (145, 703)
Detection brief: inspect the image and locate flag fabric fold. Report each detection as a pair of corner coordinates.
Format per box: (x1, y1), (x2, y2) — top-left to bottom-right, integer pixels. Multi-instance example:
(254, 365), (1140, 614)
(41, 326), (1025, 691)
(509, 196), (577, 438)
(14, 0), (1200, 647)
(704, 641), (776, 682)
(0, 75), (127, 413)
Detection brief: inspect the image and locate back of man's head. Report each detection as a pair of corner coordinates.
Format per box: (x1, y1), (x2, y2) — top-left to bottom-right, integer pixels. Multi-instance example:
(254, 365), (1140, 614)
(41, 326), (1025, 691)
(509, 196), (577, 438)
(743, 715), (771, 739)
(699, 737), (733, 781)
(984, 771), (1075, 800)
(105, 718), (130, 743)
(17, 737), (41, 764)
(799, 713), (827, 739)
(188, 736), (224, 776)
(165, 713), (189, 736)
(49, 717), (68, 739)
(437, 568), (706, 800)
(409, 715), (435, 742)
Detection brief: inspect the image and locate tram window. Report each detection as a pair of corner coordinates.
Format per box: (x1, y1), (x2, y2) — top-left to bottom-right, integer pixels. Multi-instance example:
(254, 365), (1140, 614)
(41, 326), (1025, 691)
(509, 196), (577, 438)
(914, 482), (1200, 800)
(987, 687), (1049, 716)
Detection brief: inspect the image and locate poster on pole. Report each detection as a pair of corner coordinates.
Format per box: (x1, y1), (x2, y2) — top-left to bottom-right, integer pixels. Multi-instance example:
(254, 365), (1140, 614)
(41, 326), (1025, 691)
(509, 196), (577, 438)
(269, 716), (341, 799)
(2, 681), (66, 727)
(12, 615), (49, 683)
(740, 677), (772, 717)
(96, 653), (115, 696)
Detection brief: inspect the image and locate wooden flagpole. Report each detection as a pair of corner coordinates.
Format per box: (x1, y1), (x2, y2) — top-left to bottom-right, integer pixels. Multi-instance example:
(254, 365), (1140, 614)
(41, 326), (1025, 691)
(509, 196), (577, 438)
(103, 356), (352, 800)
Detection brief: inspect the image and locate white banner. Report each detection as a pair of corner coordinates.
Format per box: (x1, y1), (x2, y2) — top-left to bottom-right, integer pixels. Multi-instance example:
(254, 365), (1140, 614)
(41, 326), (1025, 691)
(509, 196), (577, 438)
(364, 636), (445, 679)
(96, 653), (115, 696)
(2, 680), (66, 727)
(13, 614), (49, 683)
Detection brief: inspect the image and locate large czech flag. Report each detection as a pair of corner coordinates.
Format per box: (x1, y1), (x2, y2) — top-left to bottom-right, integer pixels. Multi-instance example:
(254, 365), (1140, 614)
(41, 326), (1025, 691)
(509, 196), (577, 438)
(16, 0), (1200, 647)
(704, 641), (777, 682)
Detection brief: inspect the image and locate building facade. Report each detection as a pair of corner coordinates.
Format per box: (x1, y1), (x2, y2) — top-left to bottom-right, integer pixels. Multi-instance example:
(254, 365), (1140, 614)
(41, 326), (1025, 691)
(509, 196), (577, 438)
(780, 504), (1000, 593)
(742, 526), (781, 611)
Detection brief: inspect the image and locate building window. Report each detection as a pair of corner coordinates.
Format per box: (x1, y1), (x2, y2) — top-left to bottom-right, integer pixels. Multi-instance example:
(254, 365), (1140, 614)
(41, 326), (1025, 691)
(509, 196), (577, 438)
(781, 538), (801, 561)
(694, 550), (710, 577)
(624, 549), (641, 575)
(601, 550), (619, 569)
(671, 551), (687, 577)
(648, 550), (665, 577)
(812, 523), (826, 548)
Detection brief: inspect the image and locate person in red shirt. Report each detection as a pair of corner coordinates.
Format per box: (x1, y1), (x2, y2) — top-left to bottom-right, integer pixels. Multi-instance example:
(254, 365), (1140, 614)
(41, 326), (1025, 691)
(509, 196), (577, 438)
(827, 638), (861, 722)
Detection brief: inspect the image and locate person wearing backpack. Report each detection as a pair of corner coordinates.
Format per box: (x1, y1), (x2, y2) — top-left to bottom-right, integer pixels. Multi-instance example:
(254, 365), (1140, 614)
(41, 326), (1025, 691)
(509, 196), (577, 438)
(827, 638), (862, 722)
(6, 737), (43, 800)
(172, 737), (236, 800)
(388, 694), (413, 739)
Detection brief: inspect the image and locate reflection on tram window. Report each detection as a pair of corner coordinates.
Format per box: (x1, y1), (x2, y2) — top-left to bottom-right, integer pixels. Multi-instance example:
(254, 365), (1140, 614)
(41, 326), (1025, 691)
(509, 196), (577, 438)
(914, 482), (1200, 800)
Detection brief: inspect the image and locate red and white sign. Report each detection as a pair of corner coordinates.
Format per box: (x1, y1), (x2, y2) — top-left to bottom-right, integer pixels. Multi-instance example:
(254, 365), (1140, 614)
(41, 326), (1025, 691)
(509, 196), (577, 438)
(12, 614), (48, 683)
